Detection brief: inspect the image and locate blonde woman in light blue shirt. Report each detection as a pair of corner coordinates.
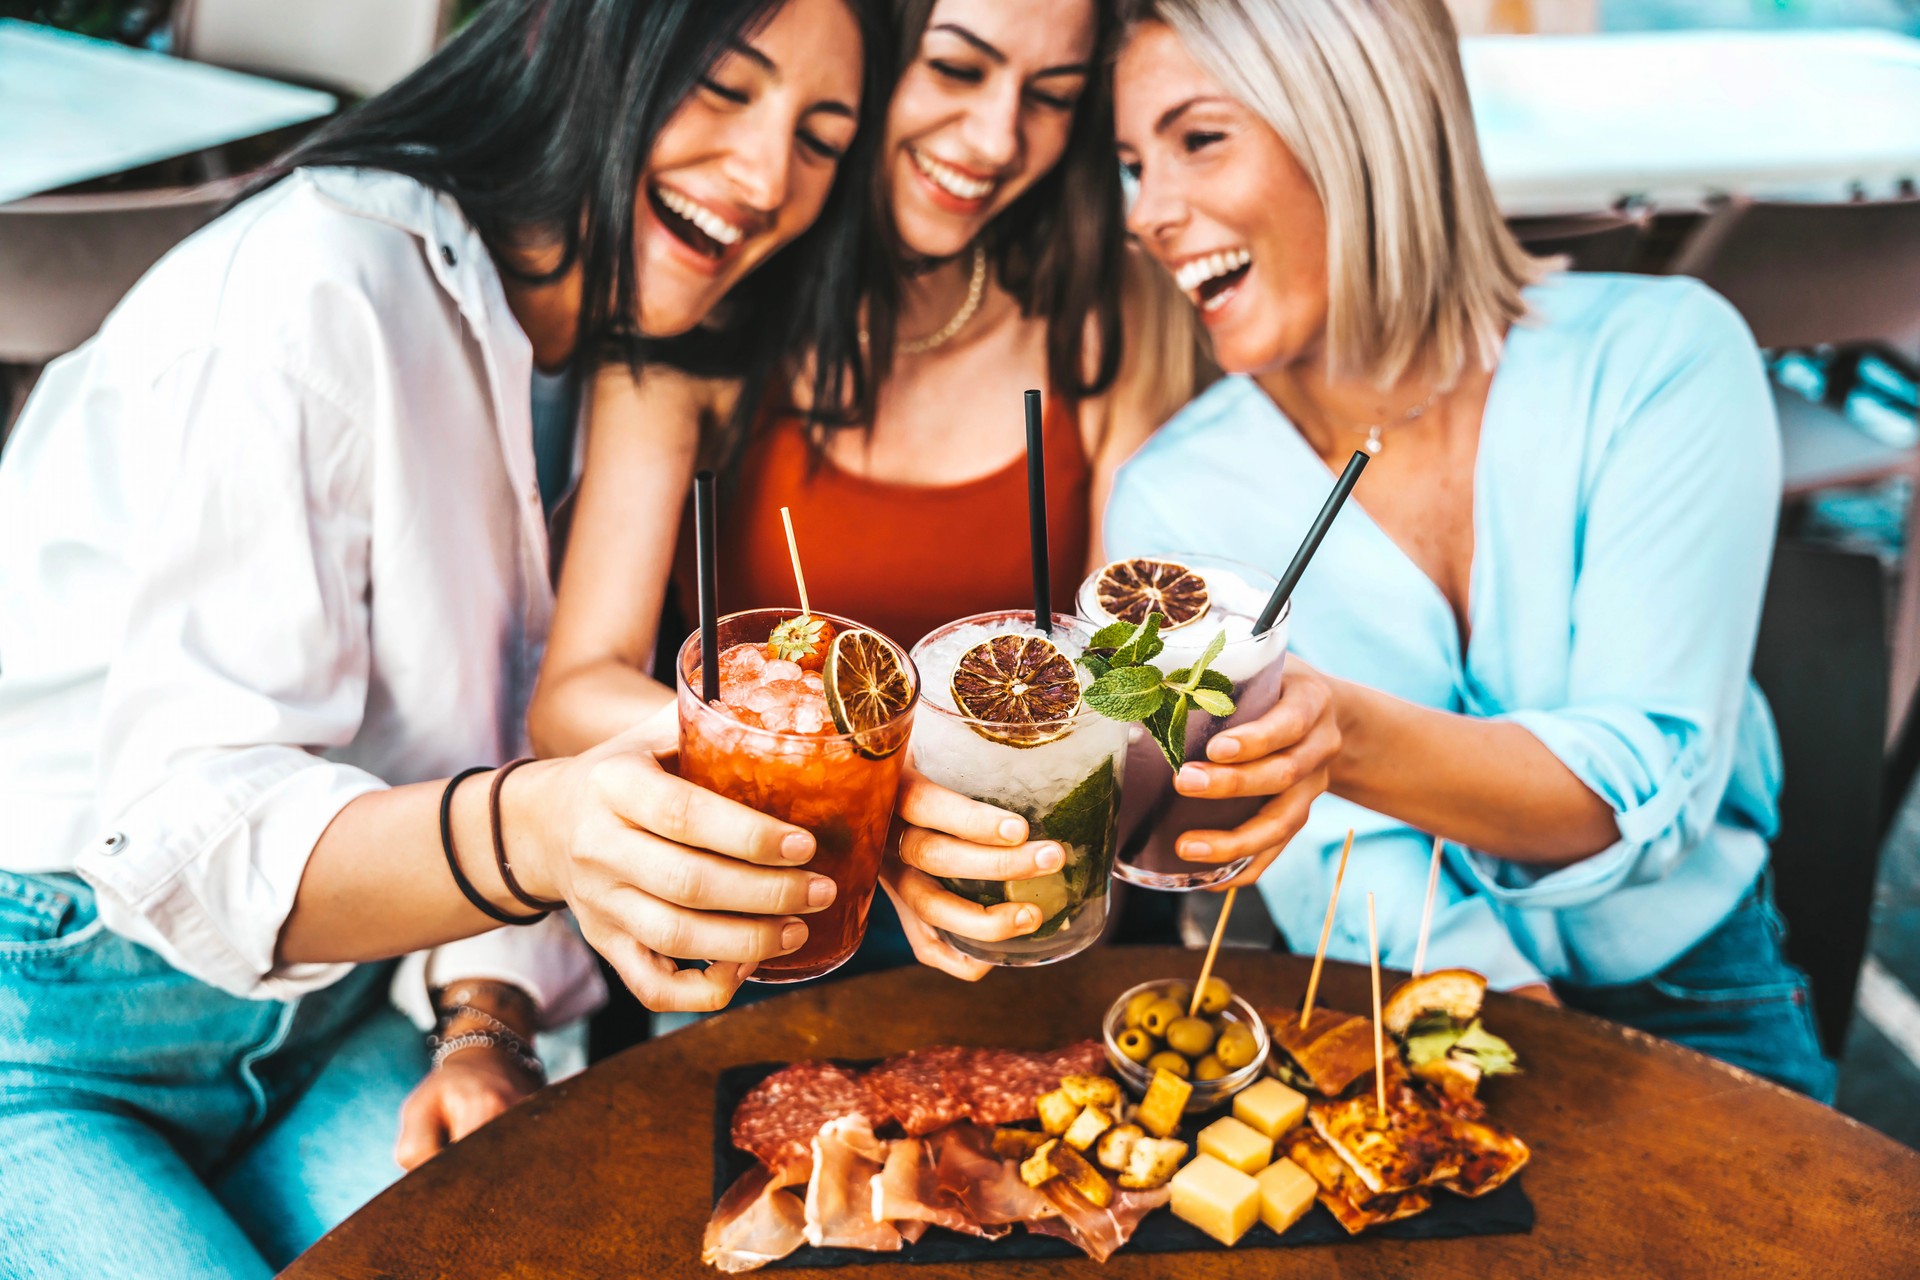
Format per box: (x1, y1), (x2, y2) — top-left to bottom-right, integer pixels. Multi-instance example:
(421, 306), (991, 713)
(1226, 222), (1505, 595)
(1105, 0), (1831, 1098)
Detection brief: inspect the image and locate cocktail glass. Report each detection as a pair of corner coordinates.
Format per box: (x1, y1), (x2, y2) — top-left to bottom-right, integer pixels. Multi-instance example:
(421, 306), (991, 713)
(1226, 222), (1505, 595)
(676, 608), (918, 982)
(908, 610), (1130, 966)
(1077, 553), (1289, 890)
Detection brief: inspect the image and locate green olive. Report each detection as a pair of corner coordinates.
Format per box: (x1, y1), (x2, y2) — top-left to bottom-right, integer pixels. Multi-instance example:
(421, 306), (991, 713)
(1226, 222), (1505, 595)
(1122, 989), (1161, 1030)
(1115, 1027), (1155, 1062)
(1146, 1050), (1192, 1080)
(1194, 976), (1233, 1016)
(1140, 998), (1184, 1038)
(1192, 1054), (1229, 1082)
(1165, 1015), (1218, 1058)
(1214, 1021), (1259, 1071)
(1163, 981), (1194, 1012)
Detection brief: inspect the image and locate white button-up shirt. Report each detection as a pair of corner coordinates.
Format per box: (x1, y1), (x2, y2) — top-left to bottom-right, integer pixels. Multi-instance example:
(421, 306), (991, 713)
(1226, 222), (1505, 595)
(0, 167), (603, 1027)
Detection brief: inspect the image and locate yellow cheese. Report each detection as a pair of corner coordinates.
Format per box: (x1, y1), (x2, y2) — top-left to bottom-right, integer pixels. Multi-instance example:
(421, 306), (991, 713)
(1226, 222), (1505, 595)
(1170, 1154), (1261, 1247)
(1233, 1077), (1308, 1139)
(1255, 1157), (1318, 1236)
(1195, 1116), (1274, 1175)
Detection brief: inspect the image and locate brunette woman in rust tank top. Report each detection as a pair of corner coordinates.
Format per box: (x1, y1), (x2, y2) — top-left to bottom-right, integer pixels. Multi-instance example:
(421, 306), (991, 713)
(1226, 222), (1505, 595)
(532, 0), (1211, 986)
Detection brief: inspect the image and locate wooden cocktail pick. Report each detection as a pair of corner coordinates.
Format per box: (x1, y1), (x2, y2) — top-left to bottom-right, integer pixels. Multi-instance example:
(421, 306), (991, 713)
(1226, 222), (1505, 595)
(780, 506), (811, 617)
(1299, 829), (1354, 1031)
(1189, 886), (1239, 1018)
(1413, 834), (1444, 978)
(1368, 891), (1387, 1117)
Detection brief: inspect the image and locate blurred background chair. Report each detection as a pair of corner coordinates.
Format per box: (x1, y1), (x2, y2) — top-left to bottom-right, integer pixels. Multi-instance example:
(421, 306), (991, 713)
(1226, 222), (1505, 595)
(1508, 207), (1651, 272)
(170, 0), (454, 99)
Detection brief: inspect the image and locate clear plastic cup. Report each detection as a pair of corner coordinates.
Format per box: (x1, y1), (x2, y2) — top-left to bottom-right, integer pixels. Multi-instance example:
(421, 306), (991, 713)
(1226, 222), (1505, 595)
(676, 608), (918, 982)
(1077, 553), (1289, 890)
(908, 611), (1130, 966)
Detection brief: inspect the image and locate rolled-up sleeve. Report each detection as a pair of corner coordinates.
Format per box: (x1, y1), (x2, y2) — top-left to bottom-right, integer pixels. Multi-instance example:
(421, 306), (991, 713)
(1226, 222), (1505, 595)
(1466, 286), (1780, 909)
(74, 349), (386, 1000)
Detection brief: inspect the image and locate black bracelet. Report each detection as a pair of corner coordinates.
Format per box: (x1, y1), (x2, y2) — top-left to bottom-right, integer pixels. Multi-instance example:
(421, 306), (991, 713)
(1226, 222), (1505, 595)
(490, 757), (566, 913)
(439, 766), (547, 926)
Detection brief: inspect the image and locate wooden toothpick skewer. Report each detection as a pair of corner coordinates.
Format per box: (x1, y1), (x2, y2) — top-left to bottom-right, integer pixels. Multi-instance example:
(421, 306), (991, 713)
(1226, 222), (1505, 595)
(1189, 887), (1239, 1018)
(779, 506), (811, 617)
(1299, 829), (1355, 1031)
(1368, 891), (1387, 1117)
(1413, 834), (1444, 979)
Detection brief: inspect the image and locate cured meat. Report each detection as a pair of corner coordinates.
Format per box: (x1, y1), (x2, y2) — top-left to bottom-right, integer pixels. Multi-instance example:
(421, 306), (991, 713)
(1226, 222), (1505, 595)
(1028, 1183), (1172, 1263)
(873, 1134), (1011, 1239)
(865, 1046), (971, 1135)
(702, 1162), (809, 1274)
(960, 1041), (1104, 1127)
(731, 1062), (876, 1169)
(927, 1123), (1052, 1229)
(804, 1115), (901, 1252)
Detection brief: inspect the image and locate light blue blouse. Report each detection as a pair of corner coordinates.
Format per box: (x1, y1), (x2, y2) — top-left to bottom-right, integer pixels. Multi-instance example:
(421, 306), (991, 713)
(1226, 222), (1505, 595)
(1105, 273), (1783, 990)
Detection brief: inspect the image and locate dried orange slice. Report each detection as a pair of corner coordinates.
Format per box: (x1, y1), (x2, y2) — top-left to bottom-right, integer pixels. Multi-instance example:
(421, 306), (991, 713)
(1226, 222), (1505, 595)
(1093, 558), (1210, 629)
(825, 629), (915, 758)
(950, 633), (1082, 747)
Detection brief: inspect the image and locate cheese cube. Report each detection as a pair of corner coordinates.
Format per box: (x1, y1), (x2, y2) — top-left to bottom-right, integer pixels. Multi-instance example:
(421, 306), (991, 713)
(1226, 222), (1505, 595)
(1255, 1158), (1318, 1236)
(1196, 1116), (1274, 1175)
(1233, 1077), (1308, 1140)
(1169, 1154), (1260, 1247)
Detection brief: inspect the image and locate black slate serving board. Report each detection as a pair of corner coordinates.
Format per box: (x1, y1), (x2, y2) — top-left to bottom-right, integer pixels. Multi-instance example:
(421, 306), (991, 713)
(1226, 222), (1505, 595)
(712, 1060), (1532, 1268)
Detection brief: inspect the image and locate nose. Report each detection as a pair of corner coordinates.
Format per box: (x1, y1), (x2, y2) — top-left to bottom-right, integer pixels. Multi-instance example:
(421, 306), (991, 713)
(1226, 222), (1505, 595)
(1125, 164), (1186, 246)
(721, 110), (794, 217)
(958, 78), (1022, 172)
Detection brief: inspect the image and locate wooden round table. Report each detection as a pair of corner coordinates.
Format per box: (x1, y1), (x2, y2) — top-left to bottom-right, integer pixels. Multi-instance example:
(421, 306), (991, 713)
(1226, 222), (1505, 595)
(284, 948), (1920, 1278)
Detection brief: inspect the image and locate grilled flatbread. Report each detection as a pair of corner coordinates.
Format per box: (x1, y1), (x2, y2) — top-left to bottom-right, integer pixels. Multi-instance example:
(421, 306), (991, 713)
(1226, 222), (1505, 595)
(1434, 1114), (1531, 1197)
(1284, 1129), (1432, 1235)
(1308, 1089), (1466, 1195)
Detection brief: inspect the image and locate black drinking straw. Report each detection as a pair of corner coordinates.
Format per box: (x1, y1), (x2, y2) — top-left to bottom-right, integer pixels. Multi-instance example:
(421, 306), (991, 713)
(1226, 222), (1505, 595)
(1256, 449), (1370, 632)
(694, 469), (720, 704)
(1025, 389), (1052, 634)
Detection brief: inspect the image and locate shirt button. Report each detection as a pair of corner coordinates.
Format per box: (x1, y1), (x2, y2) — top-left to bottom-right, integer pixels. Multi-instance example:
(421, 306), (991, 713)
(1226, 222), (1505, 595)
(98, 832), (126, 855)
(441, 244), (458, 267)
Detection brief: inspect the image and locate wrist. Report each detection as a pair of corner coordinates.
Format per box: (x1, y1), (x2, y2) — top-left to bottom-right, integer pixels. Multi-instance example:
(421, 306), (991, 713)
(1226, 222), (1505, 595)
(500, 757), (571, 905)
(434, 979), (538, 1041)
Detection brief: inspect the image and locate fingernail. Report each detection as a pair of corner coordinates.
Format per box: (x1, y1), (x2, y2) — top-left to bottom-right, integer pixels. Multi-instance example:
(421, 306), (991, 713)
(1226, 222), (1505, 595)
(998, 817), (1027, 842)
(1182, 840), (1212, 861)
(781, 921), (807, 951)
(1177, 764), (1207, 790)
(807, 876), (836, 908)
(1036, 844), (1065, 872)
(1211, 736), (1241, 761)
(782, 832), (815, 862)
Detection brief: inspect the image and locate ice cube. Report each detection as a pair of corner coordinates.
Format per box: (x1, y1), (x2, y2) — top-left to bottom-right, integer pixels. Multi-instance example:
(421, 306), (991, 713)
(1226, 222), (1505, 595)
(763, 659), (804, 683)
(794, 703), (826, 734)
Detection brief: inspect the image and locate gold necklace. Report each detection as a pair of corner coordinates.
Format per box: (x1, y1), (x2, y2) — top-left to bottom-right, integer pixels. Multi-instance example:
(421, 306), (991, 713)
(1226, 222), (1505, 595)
(1354, 385), (1444, 455)
(880, 244), (988, 355)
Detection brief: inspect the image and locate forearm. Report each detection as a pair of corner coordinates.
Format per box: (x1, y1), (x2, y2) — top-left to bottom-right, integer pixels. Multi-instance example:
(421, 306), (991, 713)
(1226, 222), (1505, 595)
(527, 658), (675, 758)
(1327, 679), (1618, 863)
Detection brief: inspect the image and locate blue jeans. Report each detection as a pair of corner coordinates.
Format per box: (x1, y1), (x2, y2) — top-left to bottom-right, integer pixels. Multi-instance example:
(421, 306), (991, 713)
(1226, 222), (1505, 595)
(0, 871), (427, 1278)
(1556, 874), (1837, 1103)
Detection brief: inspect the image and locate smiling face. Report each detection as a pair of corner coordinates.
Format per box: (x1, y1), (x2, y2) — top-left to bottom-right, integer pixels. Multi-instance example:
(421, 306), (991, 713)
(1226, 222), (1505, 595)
(634, 0), (864, 336)
(882, 0), (1098, 261)
(1114, 21), (1329, 376)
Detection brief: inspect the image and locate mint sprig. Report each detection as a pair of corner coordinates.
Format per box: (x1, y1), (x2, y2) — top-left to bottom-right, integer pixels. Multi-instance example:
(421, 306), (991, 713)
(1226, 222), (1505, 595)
(1077, 613), (1236, 769)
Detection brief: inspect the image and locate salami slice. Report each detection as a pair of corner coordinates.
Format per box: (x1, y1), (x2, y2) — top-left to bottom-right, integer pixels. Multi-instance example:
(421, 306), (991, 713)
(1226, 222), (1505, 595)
(865, 1046), (971, 1136)
(958, 1041), (1104, 1128)
(731, 1062), (877, 1169)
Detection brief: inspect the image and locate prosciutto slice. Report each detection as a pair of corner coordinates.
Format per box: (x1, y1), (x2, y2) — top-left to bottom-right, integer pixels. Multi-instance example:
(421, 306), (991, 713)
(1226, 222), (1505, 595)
(804, 1115), (903, 1252)
(928, 1123), (1056, 1228)
(1028, 1184), (1173, 1263)
(701, 1161), (809, 1274)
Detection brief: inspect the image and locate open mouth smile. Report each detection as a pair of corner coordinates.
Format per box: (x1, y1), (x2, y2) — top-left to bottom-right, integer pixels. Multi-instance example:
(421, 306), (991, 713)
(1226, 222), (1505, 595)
(1173, 247), (1253, 314)
(908, 145), (996, 206)
(649, 184), (746, 262)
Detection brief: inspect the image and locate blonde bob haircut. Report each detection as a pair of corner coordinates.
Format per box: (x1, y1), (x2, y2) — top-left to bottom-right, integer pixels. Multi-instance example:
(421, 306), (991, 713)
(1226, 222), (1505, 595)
(1124, 0), (1556, 388)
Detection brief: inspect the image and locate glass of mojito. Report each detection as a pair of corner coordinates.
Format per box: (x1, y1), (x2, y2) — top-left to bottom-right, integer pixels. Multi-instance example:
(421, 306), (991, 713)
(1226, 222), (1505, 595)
(676, 608), (918, 982)
(908, 610), (1129, 966)
(1077, 554), (1289, 889)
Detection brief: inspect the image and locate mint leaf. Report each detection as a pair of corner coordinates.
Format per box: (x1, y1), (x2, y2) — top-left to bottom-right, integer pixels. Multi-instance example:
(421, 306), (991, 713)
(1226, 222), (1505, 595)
(1075, 653), (1112, 680)
(1111, 612), (1164, 668)
(1190, 688), (1236, 718)
(1043, 757), (1117, 858)
(1145, 692), (1193, 769)
(1194, 669), (1234, 696)
(1087, 619), (1139, 650)
(1185, 629), (1228, 691)
(1083, 666), (1167, 721)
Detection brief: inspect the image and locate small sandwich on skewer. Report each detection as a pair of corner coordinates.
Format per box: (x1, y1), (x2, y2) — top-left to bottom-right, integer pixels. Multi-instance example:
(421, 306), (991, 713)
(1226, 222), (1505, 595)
(1382, 968), (1519, 1110)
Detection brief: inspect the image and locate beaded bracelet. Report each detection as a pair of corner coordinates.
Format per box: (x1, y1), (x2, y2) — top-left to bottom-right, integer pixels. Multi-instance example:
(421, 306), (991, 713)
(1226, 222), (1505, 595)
(429, 1028), (546, 1083)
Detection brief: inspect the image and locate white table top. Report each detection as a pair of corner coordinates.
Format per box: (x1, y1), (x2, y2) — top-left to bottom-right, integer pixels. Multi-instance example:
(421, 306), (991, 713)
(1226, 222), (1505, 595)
(0, 19), (335, 205)
(1467, 28), (1920, 214)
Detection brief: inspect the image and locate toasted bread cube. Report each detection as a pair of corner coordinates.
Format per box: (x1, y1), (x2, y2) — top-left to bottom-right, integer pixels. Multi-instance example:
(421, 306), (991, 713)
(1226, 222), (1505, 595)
(1118, 1135), (1188, 1190)
(1170, 1154), (1261, 1247)
(1095, 1122), (1144, 1173)
(992, 1127), (1049, 1160)
(1061, 1074), (1124, 1111)
(1196, 1115), (1274, 1175)
(1019, 1138), (1060, 1189)
(1233, 1077), (1308, 1140)
(1045, 1140), (1114, 1208)
(1063, 1104), (1114, 1152)
(1255, 1158), (1318, 1236)
(1136, 1067), (1193, 1139)
(1036, 1088), (1079, 1136)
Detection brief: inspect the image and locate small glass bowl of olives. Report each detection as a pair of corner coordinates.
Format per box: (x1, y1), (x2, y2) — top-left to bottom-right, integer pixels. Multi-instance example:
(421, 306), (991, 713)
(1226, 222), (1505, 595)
(1101, 976), (1270, 1110)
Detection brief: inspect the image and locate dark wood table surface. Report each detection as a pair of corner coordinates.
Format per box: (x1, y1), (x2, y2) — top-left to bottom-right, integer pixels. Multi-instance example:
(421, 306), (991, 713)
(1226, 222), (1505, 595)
(283, 947), (1920, 1279)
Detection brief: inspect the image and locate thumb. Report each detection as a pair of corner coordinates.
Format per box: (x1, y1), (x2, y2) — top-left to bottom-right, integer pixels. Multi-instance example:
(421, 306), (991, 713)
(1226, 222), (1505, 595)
(394, 1088), (450, 1171)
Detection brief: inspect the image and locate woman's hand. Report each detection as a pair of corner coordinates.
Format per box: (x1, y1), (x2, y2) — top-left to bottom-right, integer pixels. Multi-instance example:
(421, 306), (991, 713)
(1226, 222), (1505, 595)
(507, 708), (835, 1014)
(879, 766), (1063, 982)
(1165, 661), (1342, 890)
(395, 1043), (540, 1170)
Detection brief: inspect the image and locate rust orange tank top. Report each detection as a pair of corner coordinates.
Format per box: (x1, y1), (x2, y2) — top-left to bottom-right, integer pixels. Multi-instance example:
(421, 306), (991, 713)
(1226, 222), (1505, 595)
(675, 394), (1093, 652)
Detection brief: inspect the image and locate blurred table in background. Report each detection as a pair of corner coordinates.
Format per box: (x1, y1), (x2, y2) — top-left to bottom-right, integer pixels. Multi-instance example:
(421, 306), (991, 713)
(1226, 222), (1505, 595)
(0, 19), (334, 205)
(1468, 29), (1920, 214)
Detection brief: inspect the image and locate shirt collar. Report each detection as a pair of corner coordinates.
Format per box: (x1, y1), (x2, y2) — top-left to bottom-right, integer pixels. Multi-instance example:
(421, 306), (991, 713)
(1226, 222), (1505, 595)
(298, 165), (497, 326)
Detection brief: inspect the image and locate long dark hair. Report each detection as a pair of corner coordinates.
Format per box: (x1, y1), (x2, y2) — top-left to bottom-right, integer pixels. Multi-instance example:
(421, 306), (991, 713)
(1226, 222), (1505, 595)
(860, 0), (1128, 414)
(262, 0), (888, 426)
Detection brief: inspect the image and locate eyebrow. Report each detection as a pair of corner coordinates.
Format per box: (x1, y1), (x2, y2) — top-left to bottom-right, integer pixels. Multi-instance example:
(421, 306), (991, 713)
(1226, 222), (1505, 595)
(725, 36), (856, 120)
(728, 37), (774, 73)
(929, 23), (1091, 80)
(1155, 95), (1233, 135)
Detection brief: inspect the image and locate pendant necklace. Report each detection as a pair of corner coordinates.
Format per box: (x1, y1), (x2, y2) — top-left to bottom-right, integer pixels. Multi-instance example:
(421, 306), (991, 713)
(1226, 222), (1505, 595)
(1357, 385), (1444, 455)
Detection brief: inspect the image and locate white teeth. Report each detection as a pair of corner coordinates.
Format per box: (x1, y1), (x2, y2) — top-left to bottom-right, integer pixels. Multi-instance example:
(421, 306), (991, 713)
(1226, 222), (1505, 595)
(654, 186), (743, 247)
(910, 148), (993, 201)
(1174, 247), (1252, 294)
